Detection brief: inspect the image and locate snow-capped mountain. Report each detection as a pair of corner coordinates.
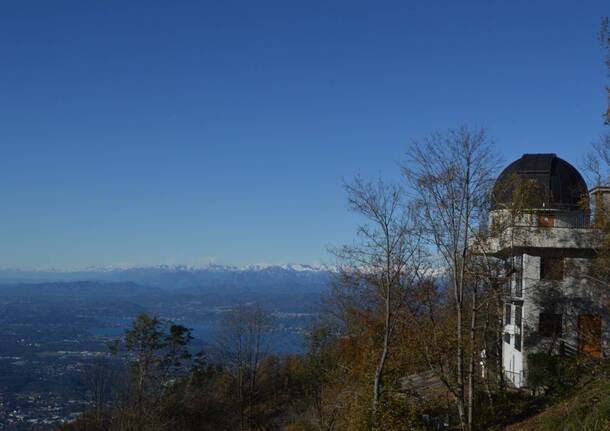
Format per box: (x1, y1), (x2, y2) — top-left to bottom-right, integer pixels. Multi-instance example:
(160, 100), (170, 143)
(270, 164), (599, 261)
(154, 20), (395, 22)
(0, 263), (332, 293)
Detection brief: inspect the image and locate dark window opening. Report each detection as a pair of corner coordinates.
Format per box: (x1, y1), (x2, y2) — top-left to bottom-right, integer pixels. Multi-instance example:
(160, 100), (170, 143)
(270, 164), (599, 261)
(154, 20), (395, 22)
(505, 304), (512, 325)
(514, 255), (523, 297)
(540, 257), (564, 281)
(504, 259), (512, 296)
(539, 313), (562, 337)
(504, 277), (511, 296)
(515, 305), (522, 329)
(515, 333), (522, 351)
(503, 332), (511, 344)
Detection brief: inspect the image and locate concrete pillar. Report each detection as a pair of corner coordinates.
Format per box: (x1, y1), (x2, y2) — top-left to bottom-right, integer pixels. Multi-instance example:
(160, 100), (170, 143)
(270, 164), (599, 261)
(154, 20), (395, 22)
(589, 186), (610, 226)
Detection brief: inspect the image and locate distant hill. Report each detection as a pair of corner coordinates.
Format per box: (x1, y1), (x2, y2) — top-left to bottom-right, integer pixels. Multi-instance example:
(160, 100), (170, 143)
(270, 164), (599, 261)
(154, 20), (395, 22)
(0, 280), (164, 299)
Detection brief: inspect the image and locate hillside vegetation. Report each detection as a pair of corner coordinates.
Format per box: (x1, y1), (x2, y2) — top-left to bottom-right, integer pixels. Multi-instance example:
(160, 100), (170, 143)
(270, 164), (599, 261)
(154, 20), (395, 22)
(506, 372), (610, 431)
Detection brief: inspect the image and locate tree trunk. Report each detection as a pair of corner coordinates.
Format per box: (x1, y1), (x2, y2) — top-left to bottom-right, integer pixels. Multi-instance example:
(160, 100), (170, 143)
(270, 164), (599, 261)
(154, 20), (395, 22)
(482, 293), (495, 413)
(467, 282), (478, 431)
(496, 291), (505, 392)
(372, 276), (392, 422)
(455, 300), (466, 429)
(454, 256), (466, 430)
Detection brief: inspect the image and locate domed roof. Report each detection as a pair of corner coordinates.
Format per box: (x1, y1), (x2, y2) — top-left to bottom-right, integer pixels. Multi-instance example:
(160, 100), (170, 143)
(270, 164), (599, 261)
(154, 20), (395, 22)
(491, 153), (588, 210)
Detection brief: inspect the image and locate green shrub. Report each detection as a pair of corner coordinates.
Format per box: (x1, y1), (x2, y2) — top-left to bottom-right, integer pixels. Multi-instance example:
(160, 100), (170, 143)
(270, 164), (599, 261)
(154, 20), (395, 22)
(527, 353), (582, 394)
(374, 397), (425, 431)
(535, 379), (610, 431)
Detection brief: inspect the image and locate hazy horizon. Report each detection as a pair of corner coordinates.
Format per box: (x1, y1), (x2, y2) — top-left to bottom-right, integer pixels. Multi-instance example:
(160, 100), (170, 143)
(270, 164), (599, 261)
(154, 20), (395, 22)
(0, 261), (331, 272)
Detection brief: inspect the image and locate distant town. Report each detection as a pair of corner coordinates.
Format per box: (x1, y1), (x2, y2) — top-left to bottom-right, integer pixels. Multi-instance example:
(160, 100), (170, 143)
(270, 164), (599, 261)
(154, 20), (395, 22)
(0, 265), (324, 429)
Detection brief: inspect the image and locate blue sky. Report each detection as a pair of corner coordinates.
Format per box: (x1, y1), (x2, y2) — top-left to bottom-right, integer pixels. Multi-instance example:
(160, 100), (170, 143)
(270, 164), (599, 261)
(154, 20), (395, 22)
(0, 1), (608, 269)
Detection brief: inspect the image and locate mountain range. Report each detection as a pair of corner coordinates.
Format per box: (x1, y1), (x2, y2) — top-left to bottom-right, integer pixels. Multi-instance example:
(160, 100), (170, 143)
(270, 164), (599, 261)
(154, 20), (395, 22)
(0, 264), (332, 293)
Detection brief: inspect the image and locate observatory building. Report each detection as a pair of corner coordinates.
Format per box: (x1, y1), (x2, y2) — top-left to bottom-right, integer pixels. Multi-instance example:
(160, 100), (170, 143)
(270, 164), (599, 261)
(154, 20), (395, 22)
(486, 153), (610, 388)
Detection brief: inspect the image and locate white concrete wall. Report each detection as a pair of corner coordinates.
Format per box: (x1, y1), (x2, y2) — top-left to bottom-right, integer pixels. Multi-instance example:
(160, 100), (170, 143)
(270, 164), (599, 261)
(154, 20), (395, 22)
(522, 257), (609, 375)
(489, 209), (588, 229)
(522, 253), (540, 348)
(487, 226), (598, 253)
(502, 330), (523, 387)
(485, 209), (596, 254)
(503, 252), (610, 387)
(490, 209), (610, 387)
(502, 253), (536, 387)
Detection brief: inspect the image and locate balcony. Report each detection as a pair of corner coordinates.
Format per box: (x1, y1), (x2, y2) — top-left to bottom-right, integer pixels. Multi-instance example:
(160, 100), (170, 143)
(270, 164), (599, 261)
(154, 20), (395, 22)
(479, 224), (600, 255)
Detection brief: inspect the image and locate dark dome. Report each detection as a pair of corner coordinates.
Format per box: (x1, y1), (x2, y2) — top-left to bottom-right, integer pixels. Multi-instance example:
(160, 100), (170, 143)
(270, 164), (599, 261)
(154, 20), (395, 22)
(491, 153), (588, 210)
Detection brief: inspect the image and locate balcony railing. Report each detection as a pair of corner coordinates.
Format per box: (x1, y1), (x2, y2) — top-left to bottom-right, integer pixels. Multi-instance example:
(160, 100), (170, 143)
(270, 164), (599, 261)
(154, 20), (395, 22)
(504, 369), (526, 388)
(510, 213), (591, 229)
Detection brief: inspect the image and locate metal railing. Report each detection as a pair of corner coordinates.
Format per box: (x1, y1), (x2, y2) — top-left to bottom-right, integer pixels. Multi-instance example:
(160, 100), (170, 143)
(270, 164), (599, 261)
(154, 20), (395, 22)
(559, 340), (579, 358)
(486, 212), (594, 233)
(504, 369), (526, 388)
(514, 212), (592, 229)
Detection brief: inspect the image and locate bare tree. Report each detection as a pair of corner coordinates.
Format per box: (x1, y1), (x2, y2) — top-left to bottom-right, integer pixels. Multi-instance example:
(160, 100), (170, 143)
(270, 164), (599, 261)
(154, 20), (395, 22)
(403, 127), (498, 430)
(213, 304), (276, 431)
(583, 134), (610, 189)
(581, 17), (610, 285)
(331, 176), (421, 423)
(82, 358), (122, 419)
(583, 17), (610, 187)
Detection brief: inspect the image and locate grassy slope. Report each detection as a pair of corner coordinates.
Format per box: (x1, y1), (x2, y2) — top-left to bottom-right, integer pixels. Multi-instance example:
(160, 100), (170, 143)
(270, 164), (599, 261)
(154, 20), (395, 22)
(506, 376), (610, 431)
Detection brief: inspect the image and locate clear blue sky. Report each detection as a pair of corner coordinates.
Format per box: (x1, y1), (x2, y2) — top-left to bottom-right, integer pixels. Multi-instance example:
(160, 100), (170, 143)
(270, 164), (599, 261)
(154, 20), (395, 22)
(1, 1), (608, 269)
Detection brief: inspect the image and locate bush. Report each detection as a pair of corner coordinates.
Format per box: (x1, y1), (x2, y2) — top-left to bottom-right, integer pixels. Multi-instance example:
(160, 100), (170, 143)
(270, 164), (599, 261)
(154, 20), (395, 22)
(374, 397), (426, 431)
(527, 353), (582, 394)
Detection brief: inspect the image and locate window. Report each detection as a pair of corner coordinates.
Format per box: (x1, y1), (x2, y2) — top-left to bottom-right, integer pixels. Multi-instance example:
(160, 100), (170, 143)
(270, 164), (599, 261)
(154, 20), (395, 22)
(539, 313), (562, 337)
(540, 257), (564, 281)
(504, 255), (523, 297)
(503, 332), (511, 344)
(504, 259), (512, 296)
(505, 304), (512, 325)
(538, 213), (555, 227)
(514, 255), (523, 297)
(578, 315), (602, 358)
(514, 305), (523, 351)
(515, 305), (522, 329)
